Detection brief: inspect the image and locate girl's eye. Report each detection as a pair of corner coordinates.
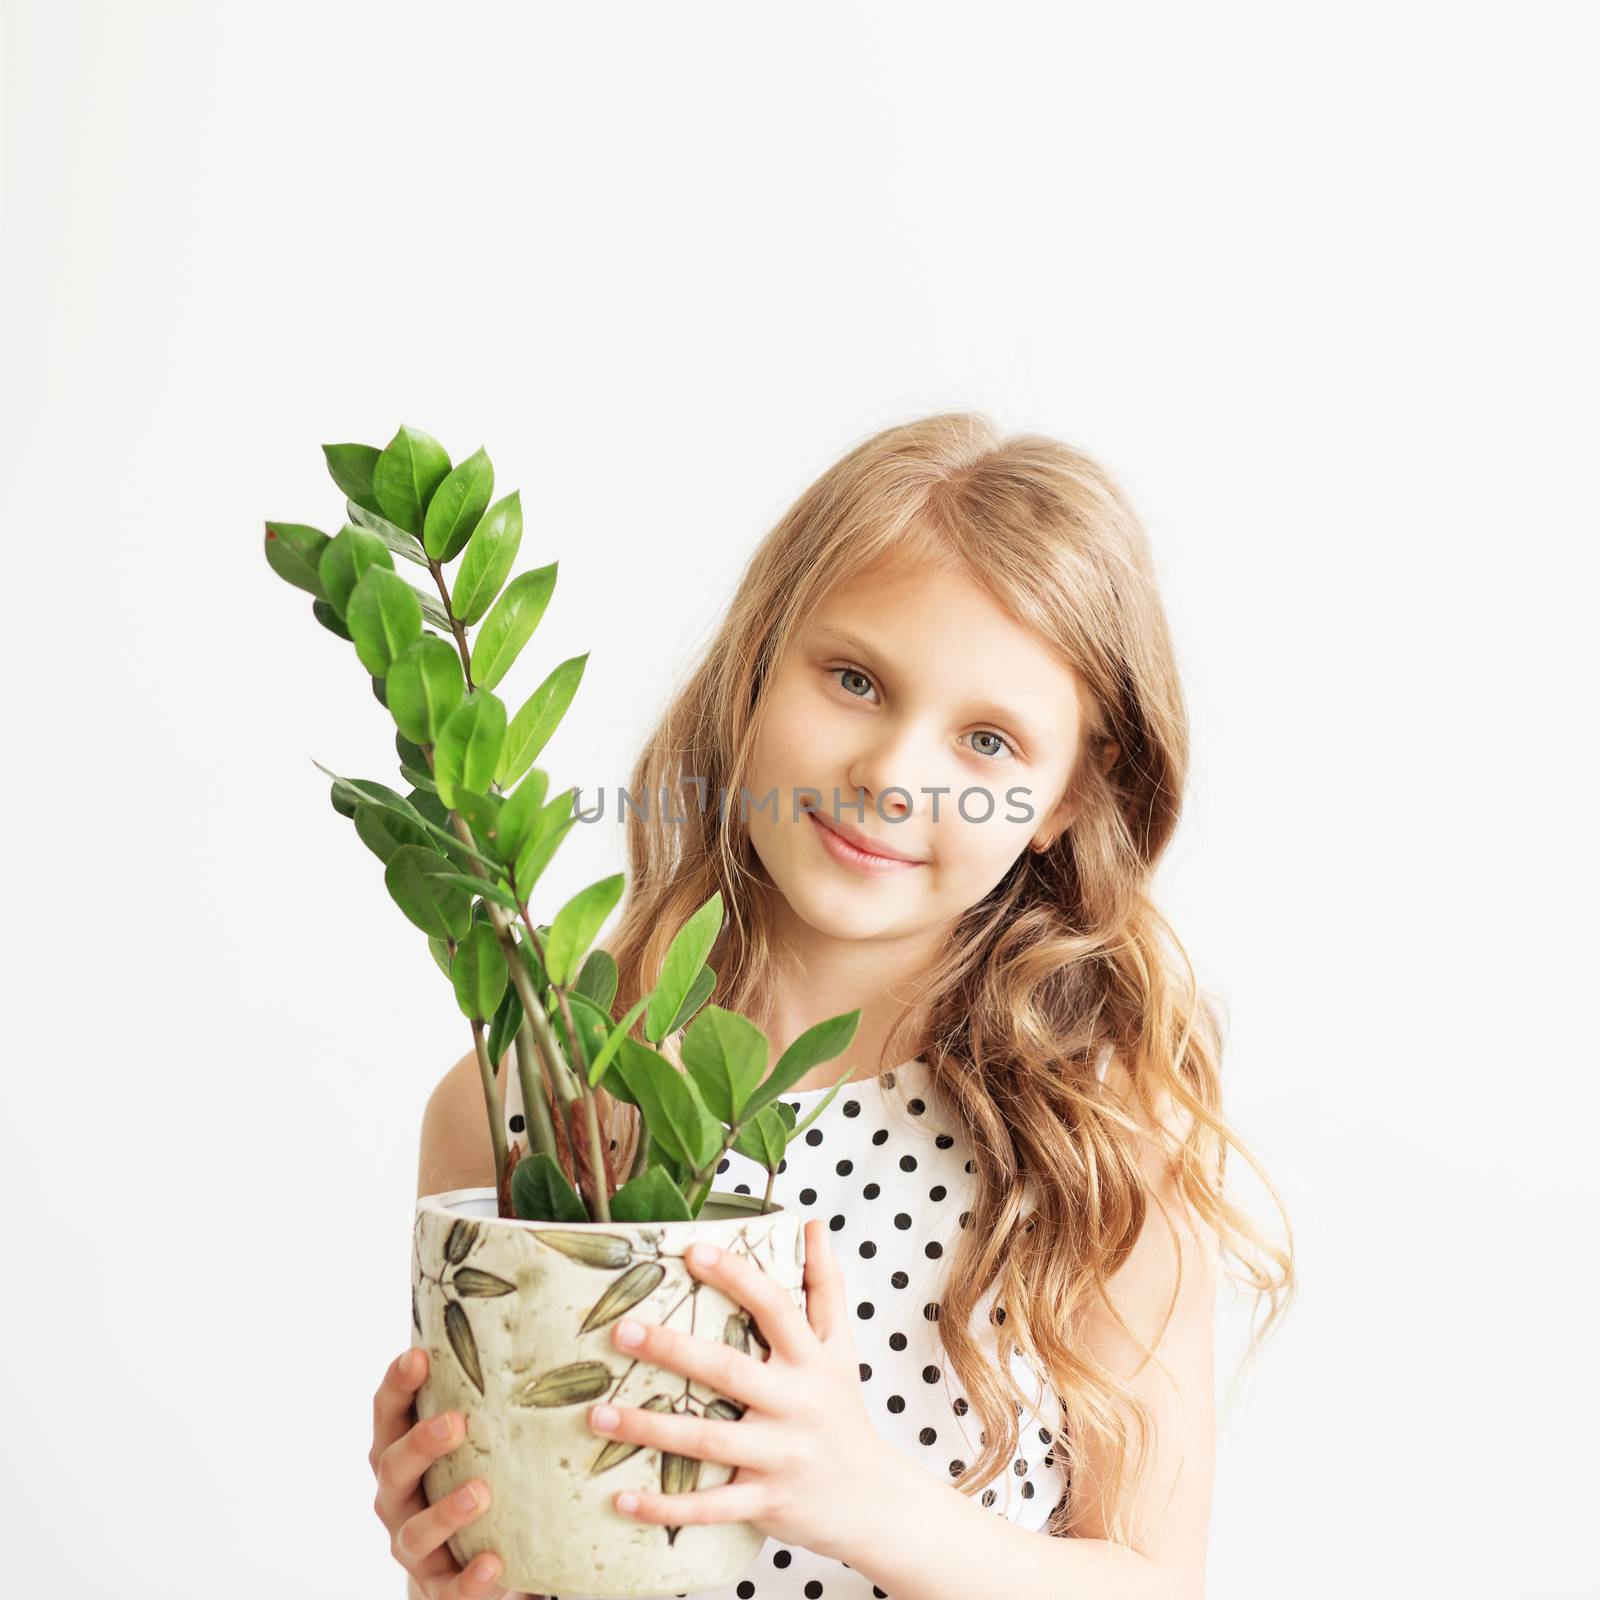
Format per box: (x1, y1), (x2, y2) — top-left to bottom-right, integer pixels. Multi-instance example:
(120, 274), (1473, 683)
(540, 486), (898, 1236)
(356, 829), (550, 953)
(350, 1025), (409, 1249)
(964, 729), (1018, 761)
(831, 666), (876, 700)
(825, 668), (1020, 761)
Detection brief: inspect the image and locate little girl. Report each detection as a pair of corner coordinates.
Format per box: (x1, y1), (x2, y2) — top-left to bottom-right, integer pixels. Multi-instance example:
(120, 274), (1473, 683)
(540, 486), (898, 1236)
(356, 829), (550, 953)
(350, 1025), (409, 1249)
(372, 412), (1294, 1600)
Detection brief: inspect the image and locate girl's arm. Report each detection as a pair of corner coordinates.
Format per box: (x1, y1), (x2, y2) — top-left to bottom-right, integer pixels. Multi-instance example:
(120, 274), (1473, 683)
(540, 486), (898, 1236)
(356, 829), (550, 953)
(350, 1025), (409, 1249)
(842, 1064), (1218, 1600)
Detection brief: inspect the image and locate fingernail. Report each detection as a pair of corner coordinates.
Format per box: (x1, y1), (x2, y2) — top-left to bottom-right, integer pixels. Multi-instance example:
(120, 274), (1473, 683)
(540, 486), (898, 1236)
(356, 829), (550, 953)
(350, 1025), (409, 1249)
(592, 1404), (619, 1429)
(400, 1350), (419, 1380)
(431, 1413), (456, 1441)
(689, 1243), (719, 1268)
(454, 1482), (483, 1510)
(470, 1556), (500, 1584)
(615, 1319), (644, 1347)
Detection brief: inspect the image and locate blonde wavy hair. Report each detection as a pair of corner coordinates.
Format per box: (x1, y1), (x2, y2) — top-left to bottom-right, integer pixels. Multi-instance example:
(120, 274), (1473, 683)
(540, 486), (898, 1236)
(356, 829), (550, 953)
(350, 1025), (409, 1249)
(586, 411), (1294, 1547)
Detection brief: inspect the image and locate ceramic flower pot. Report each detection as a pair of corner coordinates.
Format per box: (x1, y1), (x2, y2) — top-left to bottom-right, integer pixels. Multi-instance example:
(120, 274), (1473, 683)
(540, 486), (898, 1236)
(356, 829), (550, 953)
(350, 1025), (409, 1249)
(410, 1186), (804, 1599)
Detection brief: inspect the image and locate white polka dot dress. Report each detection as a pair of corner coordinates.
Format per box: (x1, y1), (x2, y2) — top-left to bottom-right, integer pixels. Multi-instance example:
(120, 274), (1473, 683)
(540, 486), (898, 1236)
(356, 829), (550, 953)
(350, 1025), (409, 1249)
(498, 1044), (1106, 1598)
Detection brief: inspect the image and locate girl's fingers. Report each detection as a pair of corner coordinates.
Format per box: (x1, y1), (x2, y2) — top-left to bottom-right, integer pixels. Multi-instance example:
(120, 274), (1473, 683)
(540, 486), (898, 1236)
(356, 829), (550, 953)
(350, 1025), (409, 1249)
(802, 1220), (847, 1345)
(394, 1476), (492, 1572)
(371, 1348), (429, 1475)
(376, 1407), (468, 1520)
(613, 1475), (769, 1529)
(370, 1349), (511, 1598)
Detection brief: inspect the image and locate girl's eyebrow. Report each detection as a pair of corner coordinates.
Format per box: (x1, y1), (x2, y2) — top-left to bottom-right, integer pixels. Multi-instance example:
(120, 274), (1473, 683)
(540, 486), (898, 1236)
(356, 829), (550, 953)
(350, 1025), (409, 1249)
(812, 624), (1052, 751)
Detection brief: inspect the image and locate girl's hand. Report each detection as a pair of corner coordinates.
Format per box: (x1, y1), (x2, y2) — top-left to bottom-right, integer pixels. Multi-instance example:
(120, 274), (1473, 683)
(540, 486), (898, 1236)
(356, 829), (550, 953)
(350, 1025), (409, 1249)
(370, 1347), (513, 1598)
(584, 1217), (900, 1563)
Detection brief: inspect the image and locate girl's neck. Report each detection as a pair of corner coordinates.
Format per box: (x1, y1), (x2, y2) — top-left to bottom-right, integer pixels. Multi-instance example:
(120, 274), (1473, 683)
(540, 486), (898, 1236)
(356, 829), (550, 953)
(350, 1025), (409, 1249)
(756, 905), (945, 1092)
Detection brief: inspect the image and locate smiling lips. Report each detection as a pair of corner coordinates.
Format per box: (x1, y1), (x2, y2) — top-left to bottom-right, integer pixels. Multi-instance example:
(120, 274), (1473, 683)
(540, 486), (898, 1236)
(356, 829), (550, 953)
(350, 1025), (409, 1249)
(806, 809), (926, 874)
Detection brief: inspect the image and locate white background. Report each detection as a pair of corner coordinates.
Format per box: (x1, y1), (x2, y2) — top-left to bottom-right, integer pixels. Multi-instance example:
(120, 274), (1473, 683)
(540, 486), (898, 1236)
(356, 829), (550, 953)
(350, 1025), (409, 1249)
(3, 3), (1596, 1596)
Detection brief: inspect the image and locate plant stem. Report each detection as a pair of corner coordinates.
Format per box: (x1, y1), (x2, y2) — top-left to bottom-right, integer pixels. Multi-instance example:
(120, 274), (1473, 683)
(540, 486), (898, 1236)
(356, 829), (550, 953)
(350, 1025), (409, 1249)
(490, 910), (609, 1221)
(628, 1121), (652, 1182)
(490, 912), (566, 1165)
(409, 568), (571, 1205)
(513, 914), (613, 1222)
(682, 1119), (749, 1214)
(550, 979), (619, 1207)
(469, 1018), (509, 1211)
(426, 557), (475, 684)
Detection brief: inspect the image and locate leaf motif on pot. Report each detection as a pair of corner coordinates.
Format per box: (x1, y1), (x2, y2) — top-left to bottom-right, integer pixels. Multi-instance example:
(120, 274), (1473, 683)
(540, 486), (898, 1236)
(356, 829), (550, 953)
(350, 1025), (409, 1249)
(451, 1266), (517, 1298)
(588, 1393), (673, 1476)
(661, 1449), (701, 1546)
(704, 1396), (745, 1422)
(444, 1300), (484, 1396)
(411, 1289), (422, 1334)
(748, 1319), (771, 1359)
(512, 1359), (616, 1408)
(444, 1219), (479, 1266)
(532, 1229), (633, 1269)
(723, 1312), (750, 1353)
(579, 1260), (666, 1334)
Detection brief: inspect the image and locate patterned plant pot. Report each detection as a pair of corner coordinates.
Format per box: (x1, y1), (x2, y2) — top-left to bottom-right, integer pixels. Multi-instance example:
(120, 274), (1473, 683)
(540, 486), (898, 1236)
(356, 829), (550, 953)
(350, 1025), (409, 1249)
(411, 1186), (804, 1599)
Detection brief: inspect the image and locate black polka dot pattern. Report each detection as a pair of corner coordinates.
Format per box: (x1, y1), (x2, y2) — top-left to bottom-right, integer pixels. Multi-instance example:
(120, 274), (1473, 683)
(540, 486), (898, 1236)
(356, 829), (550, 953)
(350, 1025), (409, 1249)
(496, 1048), (1089, 1597)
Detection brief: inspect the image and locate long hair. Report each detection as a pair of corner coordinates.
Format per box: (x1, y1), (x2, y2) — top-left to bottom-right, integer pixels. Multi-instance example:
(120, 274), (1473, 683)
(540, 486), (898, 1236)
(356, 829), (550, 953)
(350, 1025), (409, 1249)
(586, 411), (1294, 1546)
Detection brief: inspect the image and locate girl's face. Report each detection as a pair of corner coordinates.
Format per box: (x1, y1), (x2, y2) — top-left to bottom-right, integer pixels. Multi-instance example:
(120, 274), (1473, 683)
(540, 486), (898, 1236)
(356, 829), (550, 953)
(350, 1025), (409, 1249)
(743, 556), (1088, 944)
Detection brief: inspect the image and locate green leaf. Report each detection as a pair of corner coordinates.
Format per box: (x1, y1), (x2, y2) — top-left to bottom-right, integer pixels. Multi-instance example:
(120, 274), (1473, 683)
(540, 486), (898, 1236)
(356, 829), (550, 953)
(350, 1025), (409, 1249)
(385, 635), (466, 744)
(430, 870), (521, 912)
(667, 965), (717, 1034)
(412, 585), (452, 632)
(312, 598), (352, 640)
(645, 1135), (691, 1193)
(512, 931), (549, 994)
(433, 689), (506, 811)
(316, 765), (495, 870)
(318, 522), (394, 620)
(511, 790), (579, 899)
(645, 892), (724, 1043)
(407, 786), (452, 831)
(449, 490), (523, 626)
(346, 567), (424, 678)
(497, 652), (588, 788)
(451, 790), (508, 861)
(550, 988), (614, 1081)
(731, 1104), (788, 1172)
(496, 768), (550, 867)
(330, 776), (377, 819)
(345, 499), (429, 568)
(574, 948), (619, 1012)
(470, 562), (557, 690)
(544, 872), (625, 987)
(428, 937), (453, 980)
(384, 844), (474, 941)
(511, 1152), (590, 1222)
(373, 425), (451, 535)
(423, 445), (494, 563)
(742, 1009), (863, 1122)
(611, 1037), (723, 1173)
(264, 522), (330, 598)
(321, 443), (383, 514)
(679, 1005), (769, 1125)
(396, 731), (429, 771)
(452, 923), (509, 1022)
(486, 981), (523, 1071)
(608, 1168), (693, 1223)
(352, 797), (433, 864)
(586, 993), (650, 1089)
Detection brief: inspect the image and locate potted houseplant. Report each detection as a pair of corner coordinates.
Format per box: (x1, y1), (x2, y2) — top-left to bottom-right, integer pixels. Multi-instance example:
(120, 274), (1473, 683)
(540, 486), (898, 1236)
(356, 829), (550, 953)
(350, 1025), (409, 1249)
(263, 425), (860, 1597)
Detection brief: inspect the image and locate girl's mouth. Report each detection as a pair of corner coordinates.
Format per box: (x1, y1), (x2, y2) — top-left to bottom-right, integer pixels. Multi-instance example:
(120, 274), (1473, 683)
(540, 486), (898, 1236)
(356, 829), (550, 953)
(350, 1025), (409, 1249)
(806, 811), (925, 875)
